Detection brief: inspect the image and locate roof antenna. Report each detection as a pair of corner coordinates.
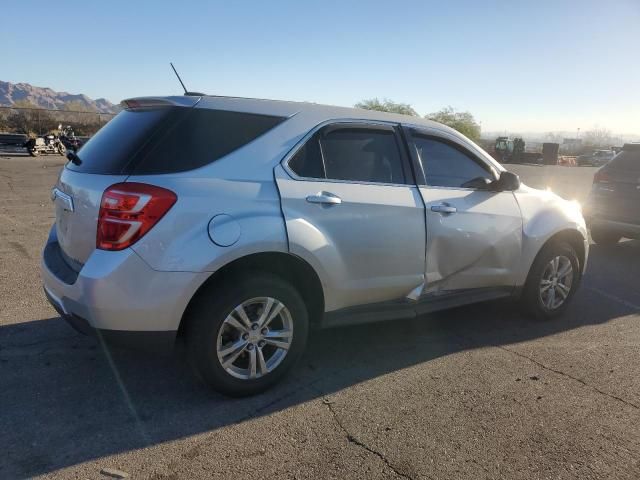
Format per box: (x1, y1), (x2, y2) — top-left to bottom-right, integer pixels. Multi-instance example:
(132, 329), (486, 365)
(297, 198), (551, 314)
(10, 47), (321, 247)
(170, 62), (205, 96)
(170, 62), (187, 94)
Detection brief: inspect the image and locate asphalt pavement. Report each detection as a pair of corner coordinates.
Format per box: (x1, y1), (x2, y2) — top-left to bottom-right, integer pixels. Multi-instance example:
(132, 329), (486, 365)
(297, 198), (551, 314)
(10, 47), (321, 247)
(1, 155), (639, 479)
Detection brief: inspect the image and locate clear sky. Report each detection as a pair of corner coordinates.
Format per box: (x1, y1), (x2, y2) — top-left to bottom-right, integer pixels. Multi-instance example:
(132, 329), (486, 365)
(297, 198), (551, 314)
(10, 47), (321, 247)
(2, 0), (639, 134)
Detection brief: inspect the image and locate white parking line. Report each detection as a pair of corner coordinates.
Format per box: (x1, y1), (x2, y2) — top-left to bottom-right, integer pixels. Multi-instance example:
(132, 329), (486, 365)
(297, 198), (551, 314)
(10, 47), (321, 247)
(585, 286), (640, 311)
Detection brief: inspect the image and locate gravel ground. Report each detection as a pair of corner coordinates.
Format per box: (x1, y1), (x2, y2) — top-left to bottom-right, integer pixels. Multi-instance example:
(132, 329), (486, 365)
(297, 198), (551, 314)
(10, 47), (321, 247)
(1, 154), (639, 479)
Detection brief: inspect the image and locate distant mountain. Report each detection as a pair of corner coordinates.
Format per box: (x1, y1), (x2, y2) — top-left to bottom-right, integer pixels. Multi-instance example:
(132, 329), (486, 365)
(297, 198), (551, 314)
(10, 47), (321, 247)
(0, 81), (119, 113)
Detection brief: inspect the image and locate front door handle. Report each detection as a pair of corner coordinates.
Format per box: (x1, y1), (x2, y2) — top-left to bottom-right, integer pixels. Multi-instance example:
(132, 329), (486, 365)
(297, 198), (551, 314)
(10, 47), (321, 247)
(306, 192), (342, 205)
(431, 203), (457, 215)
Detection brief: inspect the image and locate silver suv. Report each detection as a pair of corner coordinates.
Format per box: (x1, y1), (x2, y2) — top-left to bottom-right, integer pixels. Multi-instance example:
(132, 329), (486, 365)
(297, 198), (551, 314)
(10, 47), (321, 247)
(43, 95), (588, 396)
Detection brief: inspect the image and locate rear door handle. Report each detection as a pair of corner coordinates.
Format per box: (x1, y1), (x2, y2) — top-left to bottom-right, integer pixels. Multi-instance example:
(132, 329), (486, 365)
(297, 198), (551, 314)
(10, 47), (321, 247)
(306, 192), (342, 205)
(431, 203), (457, 215)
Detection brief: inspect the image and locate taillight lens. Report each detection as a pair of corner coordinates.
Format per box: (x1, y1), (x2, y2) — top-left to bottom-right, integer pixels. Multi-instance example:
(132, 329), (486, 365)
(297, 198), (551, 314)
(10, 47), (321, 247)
(97, 183), (177, 251)
(593, 170), (610, 184)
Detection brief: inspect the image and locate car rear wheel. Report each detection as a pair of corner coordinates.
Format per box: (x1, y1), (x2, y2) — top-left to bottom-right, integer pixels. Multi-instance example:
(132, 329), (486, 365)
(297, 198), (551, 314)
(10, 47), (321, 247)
(521, 241), (581, 320)
(186, 273), (308, 396)
(590, 227), (621, 246)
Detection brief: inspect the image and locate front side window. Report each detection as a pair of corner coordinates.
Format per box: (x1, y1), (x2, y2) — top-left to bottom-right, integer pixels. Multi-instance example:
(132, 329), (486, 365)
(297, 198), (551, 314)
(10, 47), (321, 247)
(288, 126), (406, 184)
(413, 135), (494, 188)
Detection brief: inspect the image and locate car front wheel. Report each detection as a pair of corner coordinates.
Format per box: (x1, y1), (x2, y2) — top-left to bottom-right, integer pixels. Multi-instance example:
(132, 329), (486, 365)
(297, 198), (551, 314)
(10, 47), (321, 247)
(186, 273), (309, 396)
(521, 241), (581, 320)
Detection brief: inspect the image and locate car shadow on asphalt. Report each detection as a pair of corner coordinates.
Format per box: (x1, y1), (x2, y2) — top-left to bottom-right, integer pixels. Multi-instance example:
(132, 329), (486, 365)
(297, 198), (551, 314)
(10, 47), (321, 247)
(1, 241), (639, 478)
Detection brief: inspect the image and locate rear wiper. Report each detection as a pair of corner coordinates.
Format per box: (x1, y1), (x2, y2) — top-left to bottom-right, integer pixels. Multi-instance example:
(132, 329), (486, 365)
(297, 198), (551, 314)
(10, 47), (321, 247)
(66, 151), (82, 165)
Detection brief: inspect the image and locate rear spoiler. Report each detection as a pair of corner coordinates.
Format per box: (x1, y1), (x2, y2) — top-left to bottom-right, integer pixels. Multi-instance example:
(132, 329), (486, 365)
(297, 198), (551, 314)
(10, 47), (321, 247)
(120, 96), (200, 110)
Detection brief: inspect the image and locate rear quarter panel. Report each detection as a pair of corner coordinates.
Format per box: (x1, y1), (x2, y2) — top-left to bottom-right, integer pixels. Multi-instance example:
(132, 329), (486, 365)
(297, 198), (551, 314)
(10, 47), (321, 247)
(129, 174), (288, 273)
(126, 112), (312, 273)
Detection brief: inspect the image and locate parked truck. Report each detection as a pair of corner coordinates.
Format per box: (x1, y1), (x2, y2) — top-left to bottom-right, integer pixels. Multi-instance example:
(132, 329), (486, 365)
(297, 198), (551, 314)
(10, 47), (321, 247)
(491, 136), (544, 164)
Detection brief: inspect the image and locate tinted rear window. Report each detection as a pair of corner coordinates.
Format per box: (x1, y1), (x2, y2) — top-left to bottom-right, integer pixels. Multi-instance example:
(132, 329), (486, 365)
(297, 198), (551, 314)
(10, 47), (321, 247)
(67, 107), (286, 175)
(609, 150), (640, 171)
(67, 108), (173, 174)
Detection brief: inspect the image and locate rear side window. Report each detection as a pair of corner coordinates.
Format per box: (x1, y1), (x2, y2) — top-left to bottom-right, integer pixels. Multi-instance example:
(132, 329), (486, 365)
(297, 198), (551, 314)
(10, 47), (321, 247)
(609, 149), (640, 171)
(288, 126), (406, 184)
(67, 107), (286, 175)
(133, 109), (285, 174)
(413, 136), (494, 188)
(288, 136), (325, 179)
(322, 129), (405, 184)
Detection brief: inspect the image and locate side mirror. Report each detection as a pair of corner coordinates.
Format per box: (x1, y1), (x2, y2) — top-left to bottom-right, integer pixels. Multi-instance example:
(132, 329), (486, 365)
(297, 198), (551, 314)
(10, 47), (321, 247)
(495, 171), (520, 191)
(461, 176), (493, 190)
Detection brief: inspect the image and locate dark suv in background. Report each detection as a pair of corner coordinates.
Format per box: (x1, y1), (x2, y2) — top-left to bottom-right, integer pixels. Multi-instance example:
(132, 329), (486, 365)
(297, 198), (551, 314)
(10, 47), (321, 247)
(586, 143), (640, 245)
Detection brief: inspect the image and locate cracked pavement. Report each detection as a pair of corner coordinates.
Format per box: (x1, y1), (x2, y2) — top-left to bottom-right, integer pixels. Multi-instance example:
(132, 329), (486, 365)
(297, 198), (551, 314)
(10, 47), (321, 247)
(1, 157), (640, 479)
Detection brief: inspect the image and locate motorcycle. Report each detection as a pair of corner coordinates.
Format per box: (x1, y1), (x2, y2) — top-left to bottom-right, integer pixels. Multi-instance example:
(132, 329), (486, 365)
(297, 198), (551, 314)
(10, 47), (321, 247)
(59, 125), (82, 152)
(24, 130), (66, 157)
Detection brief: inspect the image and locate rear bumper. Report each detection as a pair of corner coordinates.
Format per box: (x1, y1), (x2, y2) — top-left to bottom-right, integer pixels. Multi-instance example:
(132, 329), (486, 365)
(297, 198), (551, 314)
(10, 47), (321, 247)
(44, 287), (176, 352)
(41, 226), (209, 352)
(586, 216), (640, 238)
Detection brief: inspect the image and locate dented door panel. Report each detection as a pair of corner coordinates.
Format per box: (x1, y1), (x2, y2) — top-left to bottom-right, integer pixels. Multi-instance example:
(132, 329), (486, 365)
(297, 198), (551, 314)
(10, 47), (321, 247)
(420, 187), (522, 293)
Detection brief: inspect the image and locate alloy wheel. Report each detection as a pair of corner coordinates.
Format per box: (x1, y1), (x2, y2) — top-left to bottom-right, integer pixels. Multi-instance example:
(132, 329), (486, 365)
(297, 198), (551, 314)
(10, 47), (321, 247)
(539, 255), (574, 310)
(216, 297), (293, 380)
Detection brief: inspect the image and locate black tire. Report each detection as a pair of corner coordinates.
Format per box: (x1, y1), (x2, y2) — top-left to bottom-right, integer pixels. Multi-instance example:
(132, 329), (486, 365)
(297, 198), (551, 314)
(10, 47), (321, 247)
(520, 241), (581, 320)
(185, 272), (309, 397)
(590, 227), (621, 246)
(57, 143), (66, 156)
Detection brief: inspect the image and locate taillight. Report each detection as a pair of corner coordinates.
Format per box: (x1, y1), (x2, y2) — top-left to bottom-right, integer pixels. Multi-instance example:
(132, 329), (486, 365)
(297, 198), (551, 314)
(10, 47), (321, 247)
(593, 170), (610, 184)
(97, 183), (177, 251)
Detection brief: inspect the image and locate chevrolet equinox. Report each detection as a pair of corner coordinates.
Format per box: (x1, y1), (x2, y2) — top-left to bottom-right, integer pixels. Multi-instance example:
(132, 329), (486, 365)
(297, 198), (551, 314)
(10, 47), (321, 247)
(43, 95), (588, 396)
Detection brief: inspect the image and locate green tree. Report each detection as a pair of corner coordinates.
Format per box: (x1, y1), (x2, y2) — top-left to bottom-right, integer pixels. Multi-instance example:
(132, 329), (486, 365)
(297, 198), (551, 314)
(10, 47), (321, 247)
(6, 100), (57, 135)
(426, 106), (481, 142)
(354, 98), (418, 116)
(8, 100), (36, 134)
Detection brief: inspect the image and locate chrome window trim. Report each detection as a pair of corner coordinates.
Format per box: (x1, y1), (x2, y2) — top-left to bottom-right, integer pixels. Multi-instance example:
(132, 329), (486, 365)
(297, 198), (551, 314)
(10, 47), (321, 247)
(280, 119), (413, 188)
(417, 184), (495, 193)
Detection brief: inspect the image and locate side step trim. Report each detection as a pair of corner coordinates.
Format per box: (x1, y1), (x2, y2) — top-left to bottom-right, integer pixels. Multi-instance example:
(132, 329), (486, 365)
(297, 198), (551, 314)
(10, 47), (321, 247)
(321, 287), (513, 328)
